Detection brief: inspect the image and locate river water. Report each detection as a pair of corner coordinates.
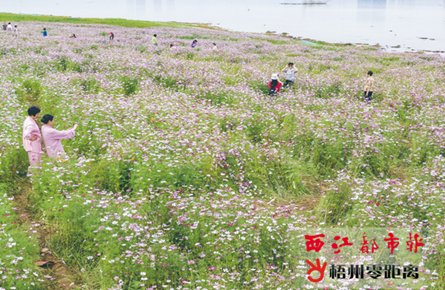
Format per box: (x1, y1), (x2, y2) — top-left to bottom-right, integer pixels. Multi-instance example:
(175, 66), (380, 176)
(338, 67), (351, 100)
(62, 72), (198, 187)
(3, 0), (445, 52)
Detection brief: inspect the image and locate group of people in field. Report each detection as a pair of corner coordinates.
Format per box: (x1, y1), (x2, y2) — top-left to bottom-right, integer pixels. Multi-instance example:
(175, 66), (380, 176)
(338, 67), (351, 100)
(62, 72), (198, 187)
(2, 22), (19, 37)
(129, 33), (375, 100)
(23, 106), (78, 174)
(2, 22), (48, 37)
(267, 62), (375, 101)
(17, 27), (374, 173)
(267, 62), (298, 95)
(151, 33), (375, 100)
(152, 34), (217, 50)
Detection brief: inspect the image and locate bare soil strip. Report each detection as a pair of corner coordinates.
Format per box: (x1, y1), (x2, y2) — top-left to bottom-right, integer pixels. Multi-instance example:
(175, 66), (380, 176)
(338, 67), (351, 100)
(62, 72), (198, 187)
(13, 167), (80, 288)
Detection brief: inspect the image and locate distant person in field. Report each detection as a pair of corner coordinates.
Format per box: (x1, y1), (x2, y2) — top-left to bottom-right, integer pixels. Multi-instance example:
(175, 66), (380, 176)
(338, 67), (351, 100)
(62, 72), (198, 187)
(109, 32), (114, 40)
(191, 39), (198, 48)
(6, 22), (12, 31)
(2, 22), (7, 31)
(23, 106), (42, 172)
(70, 33), (76, 38)
(13, 25), (18, 37)
(170, 43), (176, 50)
(212, 43), (217, 50)
(268, 73), (283, 96)
(364, 71), (374, 101)
(41, 114), (78, 158)
(152, 34), (158, 46)
(41, 28), (48, 36)
(282, 62), (297, 87)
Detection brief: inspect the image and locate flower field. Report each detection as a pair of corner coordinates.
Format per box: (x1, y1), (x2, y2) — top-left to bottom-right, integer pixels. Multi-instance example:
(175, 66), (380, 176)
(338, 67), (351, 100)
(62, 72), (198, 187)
(0, 21), (444, 289)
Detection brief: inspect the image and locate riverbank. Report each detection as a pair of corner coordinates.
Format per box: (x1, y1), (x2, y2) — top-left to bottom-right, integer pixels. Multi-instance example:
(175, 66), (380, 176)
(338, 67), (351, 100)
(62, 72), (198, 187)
(2, 12), (442, 54)
(0, 12), (381, 53)
(0, 12), (221, 30)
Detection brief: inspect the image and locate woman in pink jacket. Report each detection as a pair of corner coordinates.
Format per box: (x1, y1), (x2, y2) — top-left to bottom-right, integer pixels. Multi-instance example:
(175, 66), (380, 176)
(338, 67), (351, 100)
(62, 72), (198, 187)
(40, 115), (78, 158)
(23, 106), (42, 169)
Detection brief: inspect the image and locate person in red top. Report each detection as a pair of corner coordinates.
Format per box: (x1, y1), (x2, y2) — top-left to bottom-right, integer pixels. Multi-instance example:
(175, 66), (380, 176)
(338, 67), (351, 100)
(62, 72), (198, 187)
(268, 73), (283, 96)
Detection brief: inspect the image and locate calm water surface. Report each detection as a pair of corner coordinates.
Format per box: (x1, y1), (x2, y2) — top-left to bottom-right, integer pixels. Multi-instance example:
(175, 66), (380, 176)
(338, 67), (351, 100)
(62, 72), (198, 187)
(4, 0), (445, 52)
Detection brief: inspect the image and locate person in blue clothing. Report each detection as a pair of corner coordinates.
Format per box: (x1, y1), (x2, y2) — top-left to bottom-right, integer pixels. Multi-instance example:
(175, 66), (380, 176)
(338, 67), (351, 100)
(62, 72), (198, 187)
(191, 39), (197, 48)
(42, 28), (48, 36)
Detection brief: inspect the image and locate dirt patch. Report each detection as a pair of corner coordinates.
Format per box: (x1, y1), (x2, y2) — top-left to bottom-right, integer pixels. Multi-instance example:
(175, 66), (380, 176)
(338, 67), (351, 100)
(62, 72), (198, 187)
(261, 179), (327, 211)
(13, 179), (80, 289)
(291, 195), (322, 211)
(251, 189), (324, 213)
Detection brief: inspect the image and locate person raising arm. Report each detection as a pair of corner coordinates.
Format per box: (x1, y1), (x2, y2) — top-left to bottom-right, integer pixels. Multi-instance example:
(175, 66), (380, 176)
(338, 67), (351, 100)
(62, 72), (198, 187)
(41, 115), (78, 158)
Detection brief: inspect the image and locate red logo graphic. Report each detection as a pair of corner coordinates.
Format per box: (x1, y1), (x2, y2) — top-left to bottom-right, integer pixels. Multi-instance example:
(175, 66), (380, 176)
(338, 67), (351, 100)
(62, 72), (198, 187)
(384, 233), (400, 255)
(406, 233), (424, 253)
(306, 258), (328, 283)
(305, 234), (325, 253)
(331, 236), (353, 254)
(360, 232), (379, 254)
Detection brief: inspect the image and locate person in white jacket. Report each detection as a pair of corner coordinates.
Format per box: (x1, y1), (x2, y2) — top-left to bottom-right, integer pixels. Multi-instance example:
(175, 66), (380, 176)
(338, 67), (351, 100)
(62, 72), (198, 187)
(22, 106), (42, 171)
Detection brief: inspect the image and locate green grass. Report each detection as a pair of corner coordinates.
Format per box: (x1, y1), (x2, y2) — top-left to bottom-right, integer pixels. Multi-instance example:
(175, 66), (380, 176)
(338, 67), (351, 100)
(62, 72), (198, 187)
(0, 12), (217, 29)
(1, 17), (444, 289)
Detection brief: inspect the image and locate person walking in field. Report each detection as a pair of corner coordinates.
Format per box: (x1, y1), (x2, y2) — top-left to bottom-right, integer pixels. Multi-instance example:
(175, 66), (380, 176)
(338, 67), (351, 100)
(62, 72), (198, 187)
(40, 114), (78, 158)
(109, 32), (114, 40)
(268, 73), (283, 96)
(282, 62), (297, 87)
(212, 43), (217, 50)
(364, 71), (374, 101)
(6, 22), (12, 31)
(2, 22), (7, 31)
(191, 39), (198, 48)
(23, 106), (42, 173)
(13, 25), (18, 37)
(42, 28), (48, 36)
(152, 34), (158, 46)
